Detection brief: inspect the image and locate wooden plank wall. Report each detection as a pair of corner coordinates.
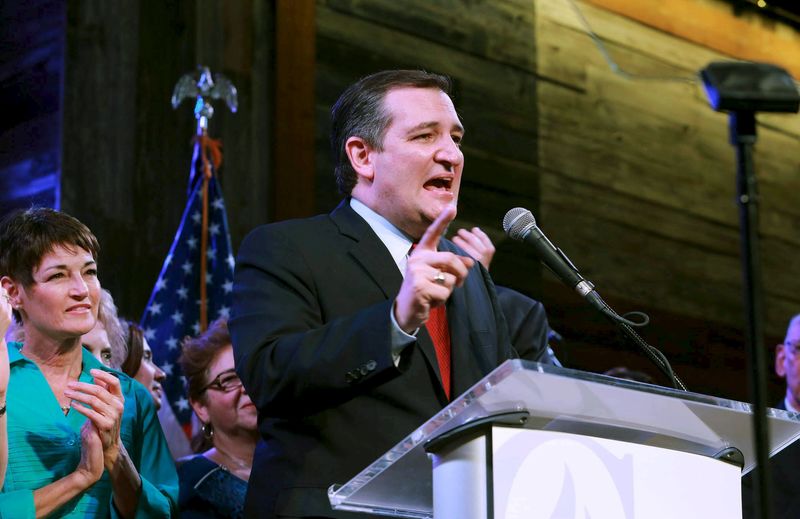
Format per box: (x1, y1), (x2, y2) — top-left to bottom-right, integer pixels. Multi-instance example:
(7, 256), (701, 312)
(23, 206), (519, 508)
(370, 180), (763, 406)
(534, 0), (800, 399)
(274, 0), (316, 220)
(315, 0), (543, 294)
(61, 0), (274, 319)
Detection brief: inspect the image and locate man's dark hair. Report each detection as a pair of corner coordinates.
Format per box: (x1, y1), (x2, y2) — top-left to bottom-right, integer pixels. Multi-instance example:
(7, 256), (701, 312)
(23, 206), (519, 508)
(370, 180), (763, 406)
(330, 69), (453, 195)
(0, 207), (100, 322)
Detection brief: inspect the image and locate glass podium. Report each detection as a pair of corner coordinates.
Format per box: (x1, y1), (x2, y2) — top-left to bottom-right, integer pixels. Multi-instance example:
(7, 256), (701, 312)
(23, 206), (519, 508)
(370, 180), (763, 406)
(328, 360), (800, 518)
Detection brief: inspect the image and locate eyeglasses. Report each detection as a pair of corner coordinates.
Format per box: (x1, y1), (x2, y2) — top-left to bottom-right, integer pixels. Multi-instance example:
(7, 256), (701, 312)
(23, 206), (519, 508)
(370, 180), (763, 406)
(201, 368), (243, 393)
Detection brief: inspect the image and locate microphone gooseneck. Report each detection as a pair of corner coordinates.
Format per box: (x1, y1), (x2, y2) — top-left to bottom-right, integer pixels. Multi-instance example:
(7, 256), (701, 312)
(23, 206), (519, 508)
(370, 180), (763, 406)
(502, 207), (685, 391)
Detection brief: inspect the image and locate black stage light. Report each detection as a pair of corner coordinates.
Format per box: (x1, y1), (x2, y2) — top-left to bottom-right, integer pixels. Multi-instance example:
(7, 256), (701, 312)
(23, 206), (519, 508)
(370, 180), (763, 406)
(699, 60), (797, 519)
(700, 61), (799, 113)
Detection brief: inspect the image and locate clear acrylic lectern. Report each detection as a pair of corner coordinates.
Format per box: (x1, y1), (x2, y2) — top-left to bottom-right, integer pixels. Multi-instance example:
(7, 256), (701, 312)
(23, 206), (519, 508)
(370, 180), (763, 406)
(328, 360), (800, 519)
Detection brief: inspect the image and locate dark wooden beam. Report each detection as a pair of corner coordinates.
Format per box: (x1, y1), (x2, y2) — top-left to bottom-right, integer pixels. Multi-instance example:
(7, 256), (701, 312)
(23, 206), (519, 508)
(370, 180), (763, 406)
(273, 0), (316, 220)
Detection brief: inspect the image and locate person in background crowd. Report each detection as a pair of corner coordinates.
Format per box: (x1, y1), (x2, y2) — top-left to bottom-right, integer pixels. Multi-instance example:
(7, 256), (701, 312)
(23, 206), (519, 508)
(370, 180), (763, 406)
(119, 320), (167, 410)
(119, 321), (194, 462)
(177, 318), (258, 519)
(231, 69), (512, 518)
(82, 289), (126, 367)
(452, 225), (561, 365)
(743, 314), (800, 518)
(0, 207), (178, 517)
(775, 315), (800, 414)
(0, 286), (11, 489)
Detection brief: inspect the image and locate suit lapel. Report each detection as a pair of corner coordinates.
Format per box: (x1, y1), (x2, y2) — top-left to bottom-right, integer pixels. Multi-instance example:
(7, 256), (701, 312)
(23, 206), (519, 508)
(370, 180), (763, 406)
(330, 200), (499, 401)
(447, 280), (490, 397)
(442, 241), (498, 397)
(330, 200), (402, 299)
(330, 200), (445, 396)
(444, 247), (470, 398)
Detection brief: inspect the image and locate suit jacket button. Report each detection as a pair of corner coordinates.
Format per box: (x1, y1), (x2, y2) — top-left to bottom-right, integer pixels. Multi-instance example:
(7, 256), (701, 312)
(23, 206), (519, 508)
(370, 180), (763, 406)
(359, 366), (368, 376)
(366, 360), (377, 371)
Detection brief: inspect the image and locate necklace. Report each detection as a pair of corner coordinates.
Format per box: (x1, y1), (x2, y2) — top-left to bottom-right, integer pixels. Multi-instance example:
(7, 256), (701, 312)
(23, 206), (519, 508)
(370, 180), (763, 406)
(214, 446), (251, 473)
(19, 343), (82, 415)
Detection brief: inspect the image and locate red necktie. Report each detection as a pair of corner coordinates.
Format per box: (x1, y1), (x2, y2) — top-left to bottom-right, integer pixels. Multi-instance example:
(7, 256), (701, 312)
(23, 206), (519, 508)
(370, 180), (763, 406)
(408, 243), (451, 399)
(426, 305), (451, 400)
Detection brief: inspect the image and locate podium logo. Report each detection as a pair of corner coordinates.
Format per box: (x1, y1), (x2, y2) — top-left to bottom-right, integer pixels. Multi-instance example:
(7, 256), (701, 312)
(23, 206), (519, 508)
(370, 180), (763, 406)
(494, 432), (634, 519)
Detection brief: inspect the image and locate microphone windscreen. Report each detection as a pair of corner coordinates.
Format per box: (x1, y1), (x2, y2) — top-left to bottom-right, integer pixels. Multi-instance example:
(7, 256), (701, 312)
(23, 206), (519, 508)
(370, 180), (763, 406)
(503, 207), (536, 241)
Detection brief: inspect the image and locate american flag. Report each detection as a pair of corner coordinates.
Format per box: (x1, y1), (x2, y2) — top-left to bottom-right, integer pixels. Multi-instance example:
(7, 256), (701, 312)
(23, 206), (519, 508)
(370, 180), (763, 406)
(140, 173), (235, 433)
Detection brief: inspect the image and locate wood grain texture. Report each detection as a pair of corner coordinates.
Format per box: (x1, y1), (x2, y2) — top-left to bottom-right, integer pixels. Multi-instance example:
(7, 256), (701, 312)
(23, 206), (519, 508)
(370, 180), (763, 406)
(585, 0), (800, 80)
(61, 0), (274, 318)
(535, 0), (799, 401)
(274, 0), (316, 220)
(537, 0), (800, 339)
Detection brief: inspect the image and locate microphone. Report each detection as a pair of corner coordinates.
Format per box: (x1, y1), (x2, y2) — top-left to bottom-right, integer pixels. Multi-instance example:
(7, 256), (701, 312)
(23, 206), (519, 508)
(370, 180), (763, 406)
(502, 207), (605, 312)
(503, 208), (680, 388)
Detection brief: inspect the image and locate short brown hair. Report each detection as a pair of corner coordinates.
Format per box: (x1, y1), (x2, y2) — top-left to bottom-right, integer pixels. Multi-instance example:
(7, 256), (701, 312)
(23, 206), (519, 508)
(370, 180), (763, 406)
(330, 70), (452, 195)
(179, 318), (232, 404)
(0, 207), (100, 323)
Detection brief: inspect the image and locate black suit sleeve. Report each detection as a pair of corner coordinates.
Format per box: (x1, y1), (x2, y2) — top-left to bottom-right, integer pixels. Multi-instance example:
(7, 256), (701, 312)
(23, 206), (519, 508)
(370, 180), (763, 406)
(741, 401), (800, 519)
(496, 285), (558, 364)
(229, 224), (399, 418)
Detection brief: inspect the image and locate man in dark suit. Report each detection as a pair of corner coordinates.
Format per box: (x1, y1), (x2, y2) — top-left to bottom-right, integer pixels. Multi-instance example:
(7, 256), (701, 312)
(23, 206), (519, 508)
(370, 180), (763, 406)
(230, 70), (512, 518)
(743, 314), (800, 518)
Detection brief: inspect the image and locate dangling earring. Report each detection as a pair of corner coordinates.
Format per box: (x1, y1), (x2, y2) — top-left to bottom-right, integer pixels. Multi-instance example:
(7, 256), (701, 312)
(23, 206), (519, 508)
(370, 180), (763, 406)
(201, 422), (214, 440)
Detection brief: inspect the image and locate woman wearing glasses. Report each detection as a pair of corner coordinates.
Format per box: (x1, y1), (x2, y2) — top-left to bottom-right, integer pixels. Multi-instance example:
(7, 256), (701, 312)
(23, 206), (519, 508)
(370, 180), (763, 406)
(177, 318), (258, 518)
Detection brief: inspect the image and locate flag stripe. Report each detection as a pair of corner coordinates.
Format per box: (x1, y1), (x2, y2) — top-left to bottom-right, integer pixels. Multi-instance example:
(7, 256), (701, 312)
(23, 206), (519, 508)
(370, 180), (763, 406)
(141, 174), (235, 429)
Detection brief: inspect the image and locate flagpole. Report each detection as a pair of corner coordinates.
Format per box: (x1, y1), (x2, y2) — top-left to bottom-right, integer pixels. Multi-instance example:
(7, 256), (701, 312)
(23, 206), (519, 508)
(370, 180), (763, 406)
(137, 65), (238, 453)
(172, 66), (237, 333)
(200, 145), (210, 332)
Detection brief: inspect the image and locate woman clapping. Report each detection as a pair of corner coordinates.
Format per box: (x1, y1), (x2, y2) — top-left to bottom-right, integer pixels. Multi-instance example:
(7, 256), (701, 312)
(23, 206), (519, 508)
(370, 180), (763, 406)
(0, 208), (177, 517)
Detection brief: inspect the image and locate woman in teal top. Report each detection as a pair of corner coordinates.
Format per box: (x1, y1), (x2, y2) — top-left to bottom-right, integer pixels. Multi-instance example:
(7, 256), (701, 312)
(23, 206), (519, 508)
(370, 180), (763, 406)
(0, 282), (11, 490)
(0, 207), (178, 517)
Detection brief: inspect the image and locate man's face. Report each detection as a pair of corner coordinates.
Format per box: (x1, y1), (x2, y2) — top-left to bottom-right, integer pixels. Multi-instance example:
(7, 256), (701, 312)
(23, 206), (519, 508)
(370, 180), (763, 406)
(362, 87), (464, 239)
(776, 322), (800, 409)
